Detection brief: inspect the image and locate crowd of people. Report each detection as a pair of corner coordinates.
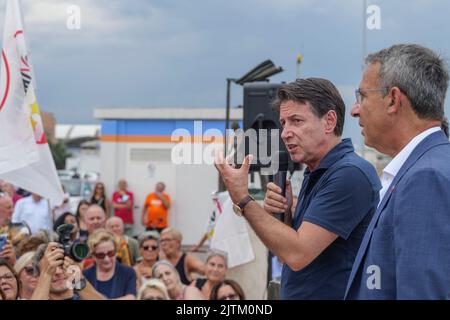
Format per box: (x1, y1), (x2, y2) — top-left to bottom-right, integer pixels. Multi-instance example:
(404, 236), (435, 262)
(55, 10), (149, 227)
(0, 179), (246, 300)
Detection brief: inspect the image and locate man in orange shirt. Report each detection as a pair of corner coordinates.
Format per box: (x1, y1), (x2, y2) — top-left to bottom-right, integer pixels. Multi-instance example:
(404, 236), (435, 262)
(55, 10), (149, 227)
(141, 182), (171, 233)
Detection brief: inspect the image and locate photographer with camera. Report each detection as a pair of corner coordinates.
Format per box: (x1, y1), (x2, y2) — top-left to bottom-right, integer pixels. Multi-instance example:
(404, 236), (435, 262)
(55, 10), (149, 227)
(31, 241), (105, 300)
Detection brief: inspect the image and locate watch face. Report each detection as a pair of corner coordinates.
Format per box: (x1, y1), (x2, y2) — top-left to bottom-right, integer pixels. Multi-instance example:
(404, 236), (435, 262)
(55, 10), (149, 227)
(233, 204), (243, 216)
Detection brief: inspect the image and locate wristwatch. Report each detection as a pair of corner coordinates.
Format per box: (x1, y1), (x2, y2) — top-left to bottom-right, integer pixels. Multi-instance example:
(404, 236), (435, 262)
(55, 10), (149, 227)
(233, 195), (255, 217)
(73, 276), (87, 291)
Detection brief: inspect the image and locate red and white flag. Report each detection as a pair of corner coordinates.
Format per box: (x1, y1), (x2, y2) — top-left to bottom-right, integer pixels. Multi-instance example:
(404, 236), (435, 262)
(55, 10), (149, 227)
(0, 0), (64, 206)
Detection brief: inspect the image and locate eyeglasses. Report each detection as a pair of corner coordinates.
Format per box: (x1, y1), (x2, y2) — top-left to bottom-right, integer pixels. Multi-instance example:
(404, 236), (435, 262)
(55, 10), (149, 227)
(24, 266), (39, 277)
(218, 293), (239, 300)
(160, 238), (174, 243)
(142, 245), (158, 251)
(142, 296), (165, 300)
(0, 273), (15, 282)
(94, 250), (116, 259)
(355, 87), (389, 104)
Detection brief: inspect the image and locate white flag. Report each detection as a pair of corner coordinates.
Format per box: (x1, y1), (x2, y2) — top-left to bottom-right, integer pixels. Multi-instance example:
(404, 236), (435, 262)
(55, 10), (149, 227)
(210, 191), (255, 268)
(0, 0), (64, 206)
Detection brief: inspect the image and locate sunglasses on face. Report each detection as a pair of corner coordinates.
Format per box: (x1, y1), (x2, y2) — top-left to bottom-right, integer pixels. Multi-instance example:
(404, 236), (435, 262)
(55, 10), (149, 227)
(24, 266), (39, 277)
(142, 245), (158, 251)
(218, 293), (239, 300)
(94, 250), (116, 259)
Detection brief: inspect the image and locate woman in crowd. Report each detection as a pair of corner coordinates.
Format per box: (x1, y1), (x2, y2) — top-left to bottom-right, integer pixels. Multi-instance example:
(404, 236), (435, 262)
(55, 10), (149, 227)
(191, 249), (228, 300)
(83, 229), (136, 299)
(14, 251), (38, 299)
(0, 259), (20, 300)
(53, 212), (79, 241)
(75, 200), (90, 239)
(134, 231), (160, 289)
(90, 182), (110, 216)
(137, 278), (169, 300)
(160, 227), (205, 285)
(152, 260), (204, 300)
(210, 279), (246, 300)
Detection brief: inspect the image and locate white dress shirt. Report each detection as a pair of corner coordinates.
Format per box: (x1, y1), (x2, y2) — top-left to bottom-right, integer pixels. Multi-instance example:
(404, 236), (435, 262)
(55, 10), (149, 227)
(378, 126), (441, 205)
(12, 196), (52, 234)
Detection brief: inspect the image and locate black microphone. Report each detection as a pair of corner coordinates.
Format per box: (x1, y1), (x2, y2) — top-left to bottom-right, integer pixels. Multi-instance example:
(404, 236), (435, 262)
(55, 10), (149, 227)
(273, 151), (289, 222)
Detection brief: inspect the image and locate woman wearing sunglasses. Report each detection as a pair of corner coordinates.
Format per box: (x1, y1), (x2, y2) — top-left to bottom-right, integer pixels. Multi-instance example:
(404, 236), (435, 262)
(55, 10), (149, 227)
(14, 251), (38, 299)
(83, 229), (137, 299)
(134, 231), (160, 290)
(210, 279), (246, 300)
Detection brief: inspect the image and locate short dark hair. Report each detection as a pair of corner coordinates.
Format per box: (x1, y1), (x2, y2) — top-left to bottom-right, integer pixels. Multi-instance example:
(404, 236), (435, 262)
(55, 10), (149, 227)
(209, 279), (246, 300)
(272, 78), (345, 136)
(53, 212), (77, 232)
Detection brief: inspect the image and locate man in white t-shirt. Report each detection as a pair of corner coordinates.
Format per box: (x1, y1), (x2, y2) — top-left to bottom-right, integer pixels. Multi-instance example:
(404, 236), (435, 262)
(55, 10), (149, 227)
(12, 193), (52, 234)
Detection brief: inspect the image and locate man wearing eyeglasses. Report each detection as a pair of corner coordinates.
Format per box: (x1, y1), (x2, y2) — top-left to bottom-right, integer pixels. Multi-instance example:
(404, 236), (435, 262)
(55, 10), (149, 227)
(345, 44), (450, 300)
(215, 78), (381, 299)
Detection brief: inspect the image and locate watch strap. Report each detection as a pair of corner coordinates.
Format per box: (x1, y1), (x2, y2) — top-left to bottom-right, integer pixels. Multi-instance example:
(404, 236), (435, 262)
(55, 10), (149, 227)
(237, 194), (255, 211)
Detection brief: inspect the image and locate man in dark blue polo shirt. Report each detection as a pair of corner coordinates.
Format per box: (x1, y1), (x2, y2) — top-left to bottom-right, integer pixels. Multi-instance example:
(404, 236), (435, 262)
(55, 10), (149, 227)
(215, 78), (381, 299)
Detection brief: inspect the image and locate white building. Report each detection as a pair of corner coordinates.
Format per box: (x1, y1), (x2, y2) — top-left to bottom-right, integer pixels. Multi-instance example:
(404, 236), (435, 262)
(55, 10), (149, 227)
(94, 108), (243, 244)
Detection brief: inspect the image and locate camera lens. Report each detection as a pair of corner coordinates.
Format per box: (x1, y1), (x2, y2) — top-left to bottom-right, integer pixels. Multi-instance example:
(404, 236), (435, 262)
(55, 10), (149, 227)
(71, 242), (89, 262)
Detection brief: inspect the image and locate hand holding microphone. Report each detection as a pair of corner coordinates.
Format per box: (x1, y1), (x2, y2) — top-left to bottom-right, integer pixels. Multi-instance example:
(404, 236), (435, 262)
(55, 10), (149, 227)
(263, 179), (291, 212)
(263, 151), (294, 225)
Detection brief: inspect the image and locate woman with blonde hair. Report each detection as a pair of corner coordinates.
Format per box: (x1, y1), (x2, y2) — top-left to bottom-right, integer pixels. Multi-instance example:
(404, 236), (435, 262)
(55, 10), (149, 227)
(14, 251), (38, 299)
(137, 278), (169, 300)
(151, 260), (204, 300)
(83, 229), (137, 299)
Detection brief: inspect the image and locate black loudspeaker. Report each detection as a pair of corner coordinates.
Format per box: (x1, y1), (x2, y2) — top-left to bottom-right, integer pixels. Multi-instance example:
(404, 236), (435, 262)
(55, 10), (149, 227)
(241, 82), (301, 174)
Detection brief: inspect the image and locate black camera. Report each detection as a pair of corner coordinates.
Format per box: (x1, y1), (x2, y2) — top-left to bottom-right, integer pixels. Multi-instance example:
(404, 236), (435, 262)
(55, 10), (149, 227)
(56, 224), (89, 262)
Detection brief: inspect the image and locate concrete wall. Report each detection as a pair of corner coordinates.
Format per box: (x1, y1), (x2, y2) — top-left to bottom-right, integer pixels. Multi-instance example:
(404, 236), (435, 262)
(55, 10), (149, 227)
(100, 140), (220, 245)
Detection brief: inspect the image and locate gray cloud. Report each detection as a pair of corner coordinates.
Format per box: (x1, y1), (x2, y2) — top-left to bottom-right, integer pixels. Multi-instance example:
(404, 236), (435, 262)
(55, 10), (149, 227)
(0, 0), (449, 149)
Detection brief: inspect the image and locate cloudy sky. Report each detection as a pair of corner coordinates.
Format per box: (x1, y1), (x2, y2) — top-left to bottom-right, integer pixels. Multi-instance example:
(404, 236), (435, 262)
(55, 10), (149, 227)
(1, 0), (450, 148)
